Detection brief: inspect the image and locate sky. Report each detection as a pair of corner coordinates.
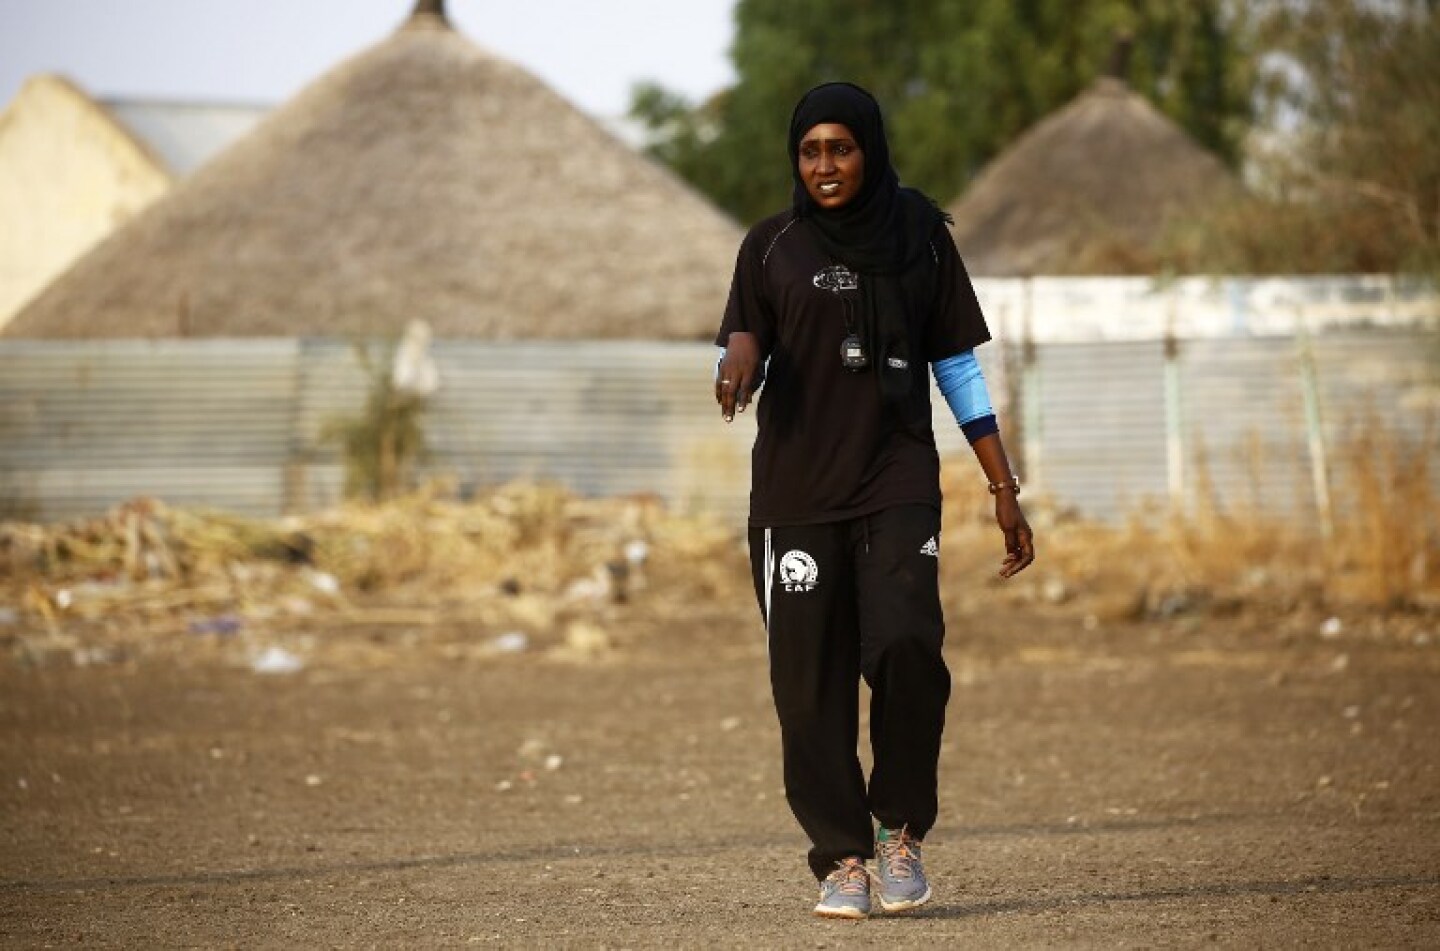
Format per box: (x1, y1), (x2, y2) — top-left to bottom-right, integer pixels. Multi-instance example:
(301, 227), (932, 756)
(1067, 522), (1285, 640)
(0, 0), (739, 117)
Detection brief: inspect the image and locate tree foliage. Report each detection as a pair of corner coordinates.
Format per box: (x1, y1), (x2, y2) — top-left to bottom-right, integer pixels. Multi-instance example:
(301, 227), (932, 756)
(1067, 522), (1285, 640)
(1188, 0), (1440, 274)
(632, 0), (1257, 225)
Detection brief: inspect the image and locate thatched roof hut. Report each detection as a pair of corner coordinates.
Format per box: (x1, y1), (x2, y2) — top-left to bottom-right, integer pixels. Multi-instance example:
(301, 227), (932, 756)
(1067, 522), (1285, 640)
(947, 76), (1236, 276)
(7, 1), (740, 339)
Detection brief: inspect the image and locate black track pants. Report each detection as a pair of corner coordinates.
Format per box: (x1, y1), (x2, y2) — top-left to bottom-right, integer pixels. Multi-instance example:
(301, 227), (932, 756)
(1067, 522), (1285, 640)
(748, 504), (951, 881)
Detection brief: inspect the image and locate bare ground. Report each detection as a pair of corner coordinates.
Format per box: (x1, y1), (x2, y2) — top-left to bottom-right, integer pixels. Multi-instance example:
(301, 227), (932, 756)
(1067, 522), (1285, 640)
(2, 606), (1438, 948)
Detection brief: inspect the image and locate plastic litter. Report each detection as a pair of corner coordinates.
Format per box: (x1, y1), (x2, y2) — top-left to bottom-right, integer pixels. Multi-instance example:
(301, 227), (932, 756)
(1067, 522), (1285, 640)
(562, 566), (612, 603)
(490, 631), (529, 653)
(188, 614), (243, 636)
(624, 539), (649, 566)
(392, 319), (440, 397)
(252, 646), (305, 674)
(71, 646), (125, 667)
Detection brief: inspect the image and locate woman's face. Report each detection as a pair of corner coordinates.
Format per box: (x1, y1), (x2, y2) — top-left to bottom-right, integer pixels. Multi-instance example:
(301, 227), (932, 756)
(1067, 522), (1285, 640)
(797, 122), (864, 210)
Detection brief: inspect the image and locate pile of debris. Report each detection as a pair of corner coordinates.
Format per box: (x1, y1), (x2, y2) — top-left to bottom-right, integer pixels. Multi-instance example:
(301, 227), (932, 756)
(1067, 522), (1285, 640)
(0, 482), (747, 666)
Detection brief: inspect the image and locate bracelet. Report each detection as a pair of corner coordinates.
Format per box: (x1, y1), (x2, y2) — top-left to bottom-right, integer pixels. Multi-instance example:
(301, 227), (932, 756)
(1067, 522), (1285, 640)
(987, 476), (1020, 497)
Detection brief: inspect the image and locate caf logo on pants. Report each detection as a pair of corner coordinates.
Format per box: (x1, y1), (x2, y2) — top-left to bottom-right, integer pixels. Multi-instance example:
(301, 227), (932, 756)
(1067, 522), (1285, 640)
(778, 549), (819, 592)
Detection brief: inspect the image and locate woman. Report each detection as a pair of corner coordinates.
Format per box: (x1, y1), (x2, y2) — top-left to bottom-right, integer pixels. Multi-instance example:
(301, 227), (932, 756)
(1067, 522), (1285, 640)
(714, 82), (1035, 919)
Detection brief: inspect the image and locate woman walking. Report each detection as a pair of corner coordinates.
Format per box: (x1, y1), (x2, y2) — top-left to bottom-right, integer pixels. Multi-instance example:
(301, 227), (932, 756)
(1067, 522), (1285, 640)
(715, 82), (1035, 919)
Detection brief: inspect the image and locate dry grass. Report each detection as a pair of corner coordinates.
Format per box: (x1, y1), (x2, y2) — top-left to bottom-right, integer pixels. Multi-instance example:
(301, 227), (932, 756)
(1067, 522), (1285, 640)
(0, 481), (744, 643)
(3, 418), (1431, 653)
(1327, 415), (1437, 606)
(940, 419), (1439, 617)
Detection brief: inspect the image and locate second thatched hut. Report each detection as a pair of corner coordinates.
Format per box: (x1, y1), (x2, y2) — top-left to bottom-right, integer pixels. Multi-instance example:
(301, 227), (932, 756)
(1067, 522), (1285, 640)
(947, 76), (1237, 276)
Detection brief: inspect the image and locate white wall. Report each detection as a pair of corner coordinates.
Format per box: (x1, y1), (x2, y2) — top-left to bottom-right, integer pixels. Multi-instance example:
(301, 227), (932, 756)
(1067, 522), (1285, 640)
(0, 76), (172, 327)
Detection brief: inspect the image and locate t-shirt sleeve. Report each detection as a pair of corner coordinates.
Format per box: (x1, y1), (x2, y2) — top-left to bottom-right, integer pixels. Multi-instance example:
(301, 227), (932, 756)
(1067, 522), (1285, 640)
(714, 225), (777, 353)
(922, 223), (991, 361)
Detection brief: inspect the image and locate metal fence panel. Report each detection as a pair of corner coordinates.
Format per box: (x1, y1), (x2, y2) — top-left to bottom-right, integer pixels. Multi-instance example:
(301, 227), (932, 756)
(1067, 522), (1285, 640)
(1, 329), (1434, 524)
(0, 339), (299, 519)
(1177, 336), (1309, 515)
(1025, 340), (1169, 516)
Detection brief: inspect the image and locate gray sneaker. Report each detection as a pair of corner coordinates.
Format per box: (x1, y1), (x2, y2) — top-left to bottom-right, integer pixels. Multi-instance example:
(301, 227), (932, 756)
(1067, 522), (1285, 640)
(875, 826), (931, 912)
(814, 857), (871, 919)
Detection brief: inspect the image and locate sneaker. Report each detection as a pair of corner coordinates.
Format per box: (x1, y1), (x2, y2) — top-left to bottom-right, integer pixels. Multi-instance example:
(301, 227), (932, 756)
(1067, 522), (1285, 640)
(814, 857), (871, 919)
(874, 826), (931, 912)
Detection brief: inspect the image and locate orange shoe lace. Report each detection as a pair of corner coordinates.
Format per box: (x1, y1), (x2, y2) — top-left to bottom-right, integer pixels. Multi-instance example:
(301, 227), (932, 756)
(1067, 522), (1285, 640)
(825, 857), (872, 895)
(877, 826), (921, 880)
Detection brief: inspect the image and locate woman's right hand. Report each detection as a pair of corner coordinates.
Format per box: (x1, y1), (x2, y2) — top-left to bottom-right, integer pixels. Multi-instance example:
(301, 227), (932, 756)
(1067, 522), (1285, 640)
(716, 332), (761, 422)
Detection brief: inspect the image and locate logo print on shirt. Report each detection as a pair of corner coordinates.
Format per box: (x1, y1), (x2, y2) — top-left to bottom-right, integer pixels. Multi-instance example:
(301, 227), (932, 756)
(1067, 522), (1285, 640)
(919, 536), (939, 557)
(777, 549), (820, 592)
(812, 265), (858, 293)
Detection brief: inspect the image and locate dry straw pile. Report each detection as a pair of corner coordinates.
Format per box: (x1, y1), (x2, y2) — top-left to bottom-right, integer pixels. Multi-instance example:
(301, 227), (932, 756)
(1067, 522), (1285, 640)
(1, 481), (744, 662)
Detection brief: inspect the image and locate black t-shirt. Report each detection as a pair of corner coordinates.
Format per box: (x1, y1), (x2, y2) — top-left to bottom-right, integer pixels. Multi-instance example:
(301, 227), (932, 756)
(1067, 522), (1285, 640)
(716, 210), (991, 527)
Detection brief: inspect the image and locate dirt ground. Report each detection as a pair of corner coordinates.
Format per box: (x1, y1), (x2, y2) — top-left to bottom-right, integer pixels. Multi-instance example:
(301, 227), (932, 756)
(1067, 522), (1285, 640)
(2, 599), (1438, 949)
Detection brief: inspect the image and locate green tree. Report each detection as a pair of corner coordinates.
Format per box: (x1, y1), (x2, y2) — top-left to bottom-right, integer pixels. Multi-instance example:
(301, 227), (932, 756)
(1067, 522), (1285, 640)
(1275, 0), (1440, 270)
(631, 0), (1257, 225)
(1186, 0), (1440, 274)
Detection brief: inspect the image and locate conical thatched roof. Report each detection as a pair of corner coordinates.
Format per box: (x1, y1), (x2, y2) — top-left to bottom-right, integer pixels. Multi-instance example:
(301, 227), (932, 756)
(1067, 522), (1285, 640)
(947, 77), (1236, 276)
(8, 4), (740, 339)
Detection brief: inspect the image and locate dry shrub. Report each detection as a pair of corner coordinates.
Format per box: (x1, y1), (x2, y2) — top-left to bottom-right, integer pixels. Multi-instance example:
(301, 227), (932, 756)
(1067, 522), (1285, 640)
(1327, 416), (1438, 606)
(320, 342), (428, 502)
(938, 417), (1438, 617)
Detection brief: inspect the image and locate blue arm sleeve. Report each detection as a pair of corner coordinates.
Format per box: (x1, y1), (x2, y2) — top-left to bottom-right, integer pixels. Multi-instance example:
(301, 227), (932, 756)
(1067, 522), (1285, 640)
(932, 350), (998, 444)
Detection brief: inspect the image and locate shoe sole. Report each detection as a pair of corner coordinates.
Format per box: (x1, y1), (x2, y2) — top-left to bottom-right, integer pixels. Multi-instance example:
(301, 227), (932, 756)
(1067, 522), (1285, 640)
(877, 885), (932, 913)
(813, 905), (869, 919)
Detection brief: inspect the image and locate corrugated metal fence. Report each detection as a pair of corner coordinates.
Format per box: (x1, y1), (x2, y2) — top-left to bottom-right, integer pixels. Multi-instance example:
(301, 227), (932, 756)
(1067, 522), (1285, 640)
(1022, 331), (1438, 519)
(2, 330), (1436, 523)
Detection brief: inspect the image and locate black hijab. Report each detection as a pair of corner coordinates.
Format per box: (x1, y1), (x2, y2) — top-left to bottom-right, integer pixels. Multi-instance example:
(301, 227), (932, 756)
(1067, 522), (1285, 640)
(787, 82), (946, 409)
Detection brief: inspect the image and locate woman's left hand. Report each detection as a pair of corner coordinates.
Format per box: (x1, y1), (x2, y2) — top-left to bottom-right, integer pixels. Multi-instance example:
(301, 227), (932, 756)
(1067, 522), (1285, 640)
(995, 493), (1035, 577)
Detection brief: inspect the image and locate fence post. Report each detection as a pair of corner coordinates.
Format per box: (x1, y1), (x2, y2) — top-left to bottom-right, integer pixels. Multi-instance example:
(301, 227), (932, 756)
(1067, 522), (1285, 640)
(282, 339), (310, 514)
(995, 299), (1020, 471)
(1164, 333), (1185, 510)
(1296, 309), (1335, 544)
(1020, 277), (1043, 492)
(1163, 287), (1186, 510)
